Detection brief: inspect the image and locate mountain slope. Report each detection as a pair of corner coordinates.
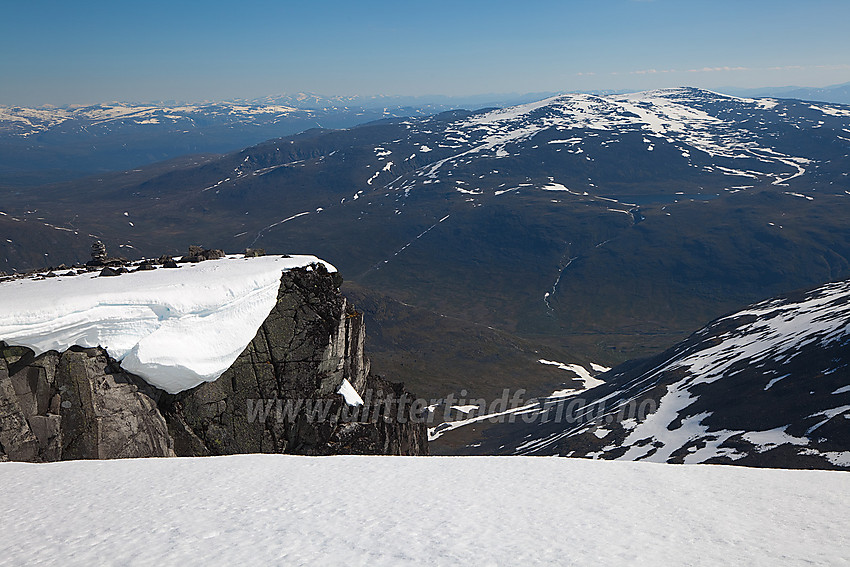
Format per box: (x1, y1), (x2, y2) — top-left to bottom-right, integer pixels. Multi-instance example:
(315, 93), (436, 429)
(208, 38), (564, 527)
(456, 277), (850, 470)
(341, 281), (591, 402)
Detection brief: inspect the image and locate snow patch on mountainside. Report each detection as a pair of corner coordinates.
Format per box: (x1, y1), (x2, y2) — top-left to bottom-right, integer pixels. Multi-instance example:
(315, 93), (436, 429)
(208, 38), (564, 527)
(337, 378), (364, 406)
(429, 360), (607, 441)
(810, 104), (850, 117)
(670, 281), (850, 385)
(0, 255), (335, 393)
(538, 359), (605, 389)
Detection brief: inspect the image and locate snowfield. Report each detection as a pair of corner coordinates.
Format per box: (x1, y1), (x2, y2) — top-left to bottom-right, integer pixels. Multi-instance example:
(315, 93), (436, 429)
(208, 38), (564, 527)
(0, 455), (847, 566)
(0, 255), (335, 393)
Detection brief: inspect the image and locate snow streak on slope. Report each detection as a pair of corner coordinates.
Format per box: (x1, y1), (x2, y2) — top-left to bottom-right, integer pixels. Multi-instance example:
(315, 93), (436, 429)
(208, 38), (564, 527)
(1, 455), (848, 567)
(666, 281), (850, 385)
(538, 359), (606, 389)
(0, 255), (335, 393)
(428, 359), (607, 442)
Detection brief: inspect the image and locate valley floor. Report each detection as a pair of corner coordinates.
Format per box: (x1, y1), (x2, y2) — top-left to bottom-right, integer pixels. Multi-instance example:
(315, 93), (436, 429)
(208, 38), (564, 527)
(1, 455), (847, 566)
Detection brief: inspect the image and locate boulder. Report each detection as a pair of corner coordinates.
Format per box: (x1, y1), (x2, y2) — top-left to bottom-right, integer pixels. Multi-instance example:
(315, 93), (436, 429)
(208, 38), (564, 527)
(185, 246), (226, 262)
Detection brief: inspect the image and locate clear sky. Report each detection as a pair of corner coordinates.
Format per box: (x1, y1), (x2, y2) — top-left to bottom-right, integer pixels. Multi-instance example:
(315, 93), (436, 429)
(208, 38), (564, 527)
(1, 0), (849, 106)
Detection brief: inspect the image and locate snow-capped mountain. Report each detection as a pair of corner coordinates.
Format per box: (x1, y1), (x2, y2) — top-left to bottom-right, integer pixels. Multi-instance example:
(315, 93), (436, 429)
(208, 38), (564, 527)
(0, 92), (554, 186)
(457, 277), (850, 470)
(0, 100), (305, 137)
(305, 85), (847, 198)
(0, 94), (465, 138)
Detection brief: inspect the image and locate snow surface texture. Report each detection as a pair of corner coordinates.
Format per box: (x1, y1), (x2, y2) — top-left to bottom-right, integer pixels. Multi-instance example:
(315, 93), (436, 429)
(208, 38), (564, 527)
(0, 255), (336, 393)
(0, 455), (848, 566)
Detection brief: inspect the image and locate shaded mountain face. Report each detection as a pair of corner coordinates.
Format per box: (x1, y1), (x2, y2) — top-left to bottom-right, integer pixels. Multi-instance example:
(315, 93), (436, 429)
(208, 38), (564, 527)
(451, 278), (850, 470)
(3, 87), (850, 382)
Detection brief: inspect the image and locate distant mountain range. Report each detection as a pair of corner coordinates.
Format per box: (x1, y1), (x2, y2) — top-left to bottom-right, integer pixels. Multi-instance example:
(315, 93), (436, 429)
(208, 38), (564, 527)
(0, 93), (551, 186)
(719, 81), (850, 106)
(2, 87), (849, 423)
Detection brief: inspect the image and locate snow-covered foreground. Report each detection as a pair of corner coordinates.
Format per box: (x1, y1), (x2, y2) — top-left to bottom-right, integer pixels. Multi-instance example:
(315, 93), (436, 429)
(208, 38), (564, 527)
(1, 456), (847, 566)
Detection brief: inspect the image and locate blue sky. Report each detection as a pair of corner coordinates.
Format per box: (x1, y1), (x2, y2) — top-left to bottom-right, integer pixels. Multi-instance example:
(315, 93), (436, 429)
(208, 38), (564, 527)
(1, 0), (849, 105)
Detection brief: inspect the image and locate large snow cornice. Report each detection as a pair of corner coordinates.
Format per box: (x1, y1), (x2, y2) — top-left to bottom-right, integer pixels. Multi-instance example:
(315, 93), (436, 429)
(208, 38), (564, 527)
(0, 255), (336, 394)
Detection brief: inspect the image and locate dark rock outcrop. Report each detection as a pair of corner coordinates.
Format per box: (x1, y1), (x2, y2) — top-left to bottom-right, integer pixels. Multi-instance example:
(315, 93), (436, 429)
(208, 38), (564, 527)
(0, 264), (428, 461)
(135, 260), (157, 271)
(0, 344), (174, 462)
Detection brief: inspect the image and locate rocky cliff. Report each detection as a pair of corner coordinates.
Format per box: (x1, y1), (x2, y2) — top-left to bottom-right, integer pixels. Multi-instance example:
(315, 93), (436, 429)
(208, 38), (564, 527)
(0, 263), (428, 461)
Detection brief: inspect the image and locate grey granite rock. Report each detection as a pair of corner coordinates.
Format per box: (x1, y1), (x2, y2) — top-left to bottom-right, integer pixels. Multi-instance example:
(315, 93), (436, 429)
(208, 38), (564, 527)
(0, 355), (40, 462)
(56, 347), (174, 460)
(0, 344), (174, 461)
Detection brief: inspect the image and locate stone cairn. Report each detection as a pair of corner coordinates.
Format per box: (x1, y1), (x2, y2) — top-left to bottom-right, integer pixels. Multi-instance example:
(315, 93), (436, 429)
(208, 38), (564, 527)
(90, 241), (107, 265)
